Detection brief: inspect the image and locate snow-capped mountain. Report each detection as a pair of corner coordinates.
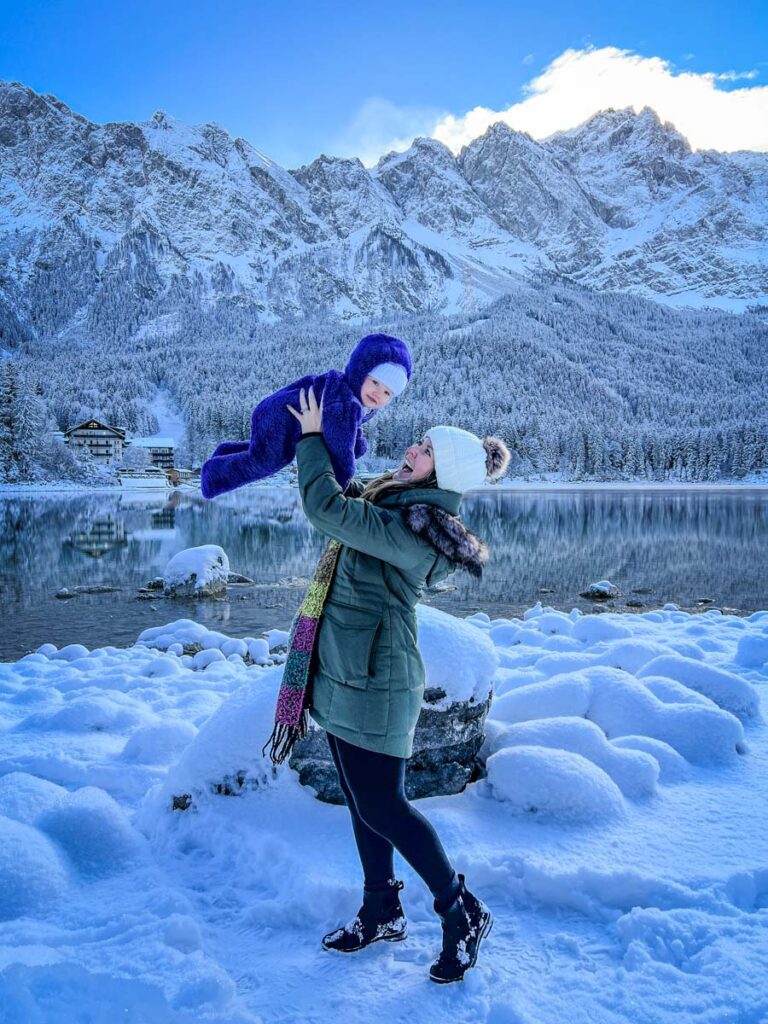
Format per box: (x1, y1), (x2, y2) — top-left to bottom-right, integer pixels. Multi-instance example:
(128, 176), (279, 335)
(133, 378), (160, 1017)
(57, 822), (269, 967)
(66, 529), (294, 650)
(541, 107), (768, 298)
(0, 80), (766, 333)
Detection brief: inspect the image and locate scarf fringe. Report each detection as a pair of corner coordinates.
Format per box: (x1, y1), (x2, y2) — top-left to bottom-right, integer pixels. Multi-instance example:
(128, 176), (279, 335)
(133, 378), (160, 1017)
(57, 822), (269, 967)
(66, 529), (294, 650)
(261, 708), (309, 766)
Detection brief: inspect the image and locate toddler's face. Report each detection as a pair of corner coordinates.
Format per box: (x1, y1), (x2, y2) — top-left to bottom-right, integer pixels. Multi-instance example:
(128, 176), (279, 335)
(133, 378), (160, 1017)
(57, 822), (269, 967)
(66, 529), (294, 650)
(360, 375), (394, 409)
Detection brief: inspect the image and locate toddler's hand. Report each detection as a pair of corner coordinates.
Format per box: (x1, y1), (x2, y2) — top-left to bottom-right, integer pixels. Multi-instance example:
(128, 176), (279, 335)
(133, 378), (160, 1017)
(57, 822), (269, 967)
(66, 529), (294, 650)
(286, 385), (324, 434)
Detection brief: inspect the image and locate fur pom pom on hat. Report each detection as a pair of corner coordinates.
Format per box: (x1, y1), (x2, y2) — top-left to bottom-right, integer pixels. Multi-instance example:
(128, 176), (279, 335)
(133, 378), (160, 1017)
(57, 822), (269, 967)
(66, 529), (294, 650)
(426, 425), (511, 494)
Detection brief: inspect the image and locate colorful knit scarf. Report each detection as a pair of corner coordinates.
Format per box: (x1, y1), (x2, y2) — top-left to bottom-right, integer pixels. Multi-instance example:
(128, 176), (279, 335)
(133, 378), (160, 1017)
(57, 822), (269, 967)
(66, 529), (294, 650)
(262, 538), (343, 765)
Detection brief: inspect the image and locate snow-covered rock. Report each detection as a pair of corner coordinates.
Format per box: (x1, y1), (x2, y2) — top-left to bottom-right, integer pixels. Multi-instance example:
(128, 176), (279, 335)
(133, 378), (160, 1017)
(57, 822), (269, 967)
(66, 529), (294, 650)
(291, 605), (499, 802)
(162, 545), (230, 598)
(493, 716), (660, 798)
(485, 745), (627, 822)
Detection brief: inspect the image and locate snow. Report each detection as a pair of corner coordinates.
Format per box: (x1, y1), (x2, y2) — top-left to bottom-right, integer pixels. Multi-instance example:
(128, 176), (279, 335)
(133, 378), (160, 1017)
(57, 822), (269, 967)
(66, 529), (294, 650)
(127, 436), (176, 448)
(163, 545), (230, 594)
(0, 601), (767, 1022)
(486, 745), (628, 822)
(492, 717), (660, 798)
(415, 603), (498, 705)
(0, 816), (70, 920)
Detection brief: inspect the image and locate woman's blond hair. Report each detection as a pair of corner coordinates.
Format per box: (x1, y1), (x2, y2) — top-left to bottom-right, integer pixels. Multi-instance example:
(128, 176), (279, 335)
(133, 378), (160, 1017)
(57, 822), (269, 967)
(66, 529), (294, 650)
(357, 467), (438, 504)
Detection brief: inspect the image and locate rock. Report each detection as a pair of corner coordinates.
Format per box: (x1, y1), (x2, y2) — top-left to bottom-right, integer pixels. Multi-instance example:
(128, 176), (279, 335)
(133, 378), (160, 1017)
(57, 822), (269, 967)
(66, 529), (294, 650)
(73, 585), (121, 594)
(227, 572), (254, 585)
(277, 576), (312, 588)
(55, 588), (77, 600)
(625, 599), (645, 607)
(289, 688), (493, 803)
(145, 578), (164, 591)
(163, 545), (229, 599)
(580, 579), (620, 600)
(426, 580), (457, 593)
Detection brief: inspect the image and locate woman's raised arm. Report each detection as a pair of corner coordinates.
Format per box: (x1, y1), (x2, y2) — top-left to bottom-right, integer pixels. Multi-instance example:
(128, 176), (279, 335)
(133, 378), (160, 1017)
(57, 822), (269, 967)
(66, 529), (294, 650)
(295, 434), (428, 574)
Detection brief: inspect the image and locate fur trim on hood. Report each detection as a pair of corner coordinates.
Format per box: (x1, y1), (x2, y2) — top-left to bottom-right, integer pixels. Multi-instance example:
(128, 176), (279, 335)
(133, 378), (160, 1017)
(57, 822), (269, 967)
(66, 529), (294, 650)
(403, 503), (489, 578)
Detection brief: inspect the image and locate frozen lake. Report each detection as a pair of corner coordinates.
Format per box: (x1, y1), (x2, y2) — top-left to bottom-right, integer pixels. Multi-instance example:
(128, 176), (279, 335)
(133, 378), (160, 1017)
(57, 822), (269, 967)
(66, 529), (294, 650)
(2, 484), (767, 660)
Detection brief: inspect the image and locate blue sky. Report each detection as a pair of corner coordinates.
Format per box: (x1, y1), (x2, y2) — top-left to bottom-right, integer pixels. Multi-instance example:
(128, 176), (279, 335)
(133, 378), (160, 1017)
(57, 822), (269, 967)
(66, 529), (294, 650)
(1, 0), (765, 165)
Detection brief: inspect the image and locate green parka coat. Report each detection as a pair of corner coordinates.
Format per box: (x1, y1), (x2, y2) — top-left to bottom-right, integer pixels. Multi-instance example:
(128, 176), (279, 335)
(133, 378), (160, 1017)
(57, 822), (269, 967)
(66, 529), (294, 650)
(295, 432), (489, 758)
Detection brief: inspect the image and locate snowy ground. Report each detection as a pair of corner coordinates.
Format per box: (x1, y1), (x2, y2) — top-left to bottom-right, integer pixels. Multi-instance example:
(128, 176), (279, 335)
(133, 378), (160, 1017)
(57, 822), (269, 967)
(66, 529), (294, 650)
(148, 386), (189, 453)
(0, 601), (767, 1024)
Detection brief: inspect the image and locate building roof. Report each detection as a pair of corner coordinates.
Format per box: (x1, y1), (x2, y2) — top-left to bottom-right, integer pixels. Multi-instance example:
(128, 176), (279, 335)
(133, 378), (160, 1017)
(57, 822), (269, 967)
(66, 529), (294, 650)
(64, 419), (125, 437)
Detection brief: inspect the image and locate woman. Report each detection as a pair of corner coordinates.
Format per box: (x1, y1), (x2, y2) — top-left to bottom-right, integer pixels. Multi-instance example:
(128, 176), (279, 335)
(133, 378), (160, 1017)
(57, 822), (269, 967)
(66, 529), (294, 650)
(270, 384), (510, 984)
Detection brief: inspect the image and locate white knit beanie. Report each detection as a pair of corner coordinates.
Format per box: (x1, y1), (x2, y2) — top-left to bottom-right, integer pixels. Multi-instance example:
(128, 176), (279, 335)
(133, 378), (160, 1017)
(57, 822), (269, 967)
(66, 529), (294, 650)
(426, 425), (487, 493)
(367, 362), (409, 397)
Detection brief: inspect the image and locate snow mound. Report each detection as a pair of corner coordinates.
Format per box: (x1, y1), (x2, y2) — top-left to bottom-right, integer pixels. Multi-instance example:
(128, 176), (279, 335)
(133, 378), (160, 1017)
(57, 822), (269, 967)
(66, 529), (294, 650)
(491, 675), (592, 725)
(0, 772), (69, 824)
(610, 736), (692, 782)
(734, 632), (768, 668)
(416, 603), (499, 704)
(592, 638), (676, 674)
(120, 721), (198, 764)
(0, 816), (70, 920)
(14, 693), (149, 733)
(487, 621), (524, 646)
(571, 617), (632, 643)
(35, 786), (147, 877)
(640, 675), (715, 706)
(495, 717), (659, 798)
(0, 961), (245, 1024)
(47, 643), (91, 662)
(636, 654), (760, 722)
(585, 666), (746, 763)
(485, 746), (627, 822)
(531, 610), (575, 636)
(138, 669), (284, 821)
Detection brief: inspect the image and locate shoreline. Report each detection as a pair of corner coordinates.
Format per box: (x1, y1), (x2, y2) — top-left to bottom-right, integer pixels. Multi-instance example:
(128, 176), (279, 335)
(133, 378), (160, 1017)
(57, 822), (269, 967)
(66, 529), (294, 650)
(0, 477), (766, 495)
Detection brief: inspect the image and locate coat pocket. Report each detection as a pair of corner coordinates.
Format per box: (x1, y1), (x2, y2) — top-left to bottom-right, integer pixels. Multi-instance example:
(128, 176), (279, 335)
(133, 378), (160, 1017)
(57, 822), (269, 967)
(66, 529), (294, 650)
(318, 603), (383, 688)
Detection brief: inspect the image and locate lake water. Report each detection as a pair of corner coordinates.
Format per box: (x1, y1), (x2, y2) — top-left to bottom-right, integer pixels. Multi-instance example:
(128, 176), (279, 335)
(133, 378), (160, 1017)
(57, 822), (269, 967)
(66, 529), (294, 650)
(1, 485), (767, 661)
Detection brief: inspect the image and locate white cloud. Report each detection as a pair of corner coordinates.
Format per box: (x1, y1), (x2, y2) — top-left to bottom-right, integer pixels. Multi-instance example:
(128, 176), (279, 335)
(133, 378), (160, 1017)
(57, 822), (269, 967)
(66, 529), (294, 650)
(431, 47), (768, 154)
(714, 69), (759, 82)
(337, 47), (768, 164)
(326, 97), (443, 167)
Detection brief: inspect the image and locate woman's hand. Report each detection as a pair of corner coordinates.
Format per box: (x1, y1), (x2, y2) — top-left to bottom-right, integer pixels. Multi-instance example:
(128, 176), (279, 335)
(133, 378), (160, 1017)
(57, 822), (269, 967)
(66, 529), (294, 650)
(286, 385), (324, 435)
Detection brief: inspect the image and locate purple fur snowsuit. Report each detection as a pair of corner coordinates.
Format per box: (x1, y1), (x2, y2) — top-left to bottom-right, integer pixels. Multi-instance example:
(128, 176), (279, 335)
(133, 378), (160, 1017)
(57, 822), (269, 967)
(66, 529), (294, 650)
(200, 333), (412, 499)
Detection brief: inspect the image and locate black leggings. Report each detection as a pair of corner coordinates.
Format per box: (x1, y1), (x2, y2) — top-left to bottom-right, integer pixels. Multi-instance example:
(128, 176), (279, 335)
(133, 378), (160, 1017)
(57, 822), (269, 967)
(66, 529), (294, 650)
(326, 731), (458, 900)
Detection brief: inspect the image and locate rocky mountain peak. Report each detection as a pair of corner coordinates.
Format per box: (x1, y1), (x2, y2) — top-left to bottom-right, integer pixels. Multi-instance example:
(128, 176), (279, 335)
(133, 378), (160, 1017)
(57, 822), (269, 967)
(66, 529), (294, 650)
(0, 81), (765, 323)
(547, 105), (692, 162)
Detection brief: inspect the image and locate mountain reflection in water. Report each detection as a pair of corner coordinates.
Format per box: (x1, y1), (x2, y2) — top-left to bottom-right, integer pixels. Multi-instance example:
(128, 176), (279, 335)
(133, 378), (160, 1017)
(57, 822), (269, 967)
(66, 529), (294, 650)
(1, 485), (766, 660)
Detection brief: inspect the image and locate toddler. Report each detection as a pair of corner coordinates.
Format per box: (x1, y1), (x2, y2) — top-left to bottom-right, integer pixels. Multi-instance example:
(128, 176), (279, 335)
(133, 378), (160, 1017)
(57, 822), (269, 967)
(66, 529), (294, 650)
(201, 333), (411, 498)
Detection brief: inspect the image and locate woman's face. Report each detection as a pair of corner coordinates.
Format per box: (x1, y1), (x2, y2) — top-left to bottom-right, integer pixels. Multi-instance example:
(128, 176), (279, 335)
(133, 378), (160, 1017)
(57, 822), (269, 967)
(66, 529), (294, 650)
(392, 435), (435, 483)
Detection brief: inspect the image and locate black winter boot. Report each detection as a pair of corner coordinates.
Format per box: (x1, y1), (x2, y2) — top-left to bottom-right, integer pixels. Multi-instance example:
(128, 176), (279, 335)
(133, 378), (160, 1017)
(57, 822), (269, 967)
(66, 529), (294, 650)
(429, 873), (492, 983)
(321, 878), (407, 952)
